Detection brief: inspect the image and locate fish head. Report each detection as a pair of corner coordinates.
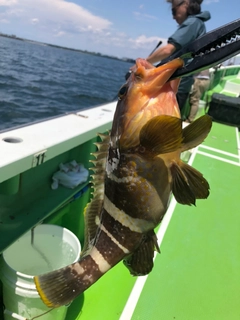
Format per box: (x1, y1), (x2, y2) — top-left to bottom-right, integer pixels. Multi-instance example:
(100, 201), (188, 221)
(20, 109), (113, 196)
(111, 58), (184, 149)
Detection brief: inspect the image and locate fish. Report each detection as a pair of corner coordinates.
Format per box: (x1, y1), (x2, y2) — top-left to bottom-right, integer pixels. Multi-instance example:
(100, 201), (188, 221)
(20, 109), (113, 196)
(34, 58), (212, 307)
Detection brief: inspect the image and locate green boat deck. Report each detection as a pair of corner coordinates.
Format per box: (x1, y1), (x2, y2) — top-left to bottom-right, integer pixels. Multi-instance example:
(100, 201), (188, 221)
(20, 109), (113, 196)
(65, 122), (240, 320)
(0, 115), (239, 319)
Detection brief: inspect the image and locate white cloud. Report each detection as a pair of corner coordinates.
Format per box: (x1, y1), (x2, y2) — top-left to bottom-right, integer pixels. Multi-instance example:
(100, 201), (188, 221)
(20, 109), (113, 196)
(55, 31), (66, 37)
(204, 0), (219, 4)
(133, 11), (157, 21)
(0, 0), (167, 59)
(128, 35), (167, 49)
(31, 18), (39, 25)
(0, 18), (9, 23)
(0, 0), (112, 36)
(0, 0), (17, 5)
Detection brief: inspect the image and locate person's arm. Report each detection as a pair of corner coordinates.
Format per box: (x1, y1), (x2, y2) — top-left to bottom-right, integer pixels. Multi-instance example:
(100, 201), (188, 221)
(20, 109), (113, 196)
(146, 43), (176, 64)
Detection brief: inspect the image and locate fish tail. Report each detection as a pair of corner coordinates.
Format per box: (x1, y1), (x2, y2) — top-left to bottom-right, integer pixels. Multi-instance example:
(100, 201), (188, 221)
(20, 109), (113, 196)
(34, 250), (107, 308)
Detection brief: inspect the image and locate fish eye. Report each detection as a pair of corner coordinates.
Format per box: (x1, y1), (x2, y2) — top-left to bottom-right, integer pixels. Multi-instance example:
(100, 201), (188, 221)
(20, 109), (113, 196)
(134, 73), (143, 81)
(118, 85), (128, 100)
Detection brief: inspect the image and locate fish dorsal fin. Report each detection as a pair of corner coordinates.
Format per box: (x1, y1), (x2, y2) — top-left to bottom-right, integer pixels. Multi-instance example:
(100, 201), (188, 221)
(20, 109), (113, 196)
(81, 197), (103, 257)
(140, 115), (182, 154)
(170, 161), (210, 206)
(123, 230), (160, 276)
(182, 115), (212, 151)
(81, 133), (109, 257)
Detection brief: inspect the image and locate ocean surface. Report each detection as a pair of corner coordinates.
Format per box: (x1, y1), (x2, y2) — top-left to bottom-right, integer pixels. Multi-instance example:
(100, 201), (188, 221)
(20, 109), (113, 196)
(0, 37), (133, 131)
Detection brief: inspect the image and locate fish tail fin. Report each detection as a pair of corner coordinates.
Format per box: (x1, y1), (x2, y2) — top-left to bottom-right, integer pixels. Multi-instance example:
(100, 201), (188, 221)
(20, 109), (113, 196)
(34, 253), (104, 307)
(171, 161), (210, 206)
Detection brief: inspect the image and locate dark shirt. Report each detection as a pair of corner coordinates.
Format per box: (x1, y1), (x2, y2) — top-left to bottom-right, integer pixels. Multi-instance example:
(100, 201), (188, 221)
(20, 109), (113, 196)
(168, 11), (211, 93)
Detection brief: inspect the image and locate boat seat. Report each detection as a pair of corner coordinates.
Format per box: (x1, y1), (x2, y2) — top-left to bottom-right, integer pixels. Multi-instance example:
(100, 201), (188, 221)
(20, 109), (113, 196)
(220, 81), (240, 97)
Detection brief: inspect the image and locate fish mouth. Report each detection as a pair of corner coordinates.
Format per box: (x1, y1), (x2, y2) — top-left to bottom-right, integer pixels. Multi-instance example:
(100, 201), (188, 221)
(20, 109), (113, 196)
(122, 58), (183, 146)
(133, 58), (184, 95)
(112, 57), (184, 150)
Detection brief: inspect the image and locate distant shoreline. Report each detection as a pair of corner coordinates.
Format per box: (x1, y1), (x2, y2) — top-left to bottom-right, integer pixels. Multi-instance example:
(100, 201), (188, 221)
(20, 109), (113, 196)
(0, 33), (135, 63)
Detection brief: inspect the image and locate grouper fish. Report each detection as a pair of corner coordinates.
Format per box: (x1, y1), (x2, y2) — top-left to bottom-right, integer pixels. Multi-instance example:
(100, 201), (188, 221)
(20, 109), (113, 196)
(34, 58), (212, 307)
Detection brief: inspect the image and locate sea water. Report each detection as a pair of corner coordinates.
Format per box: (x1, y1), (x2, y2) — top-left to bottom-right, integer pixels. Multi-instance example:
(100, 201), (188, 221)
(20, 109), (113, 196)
(0, 36), (132, 131)
(4, 233), (77, 276)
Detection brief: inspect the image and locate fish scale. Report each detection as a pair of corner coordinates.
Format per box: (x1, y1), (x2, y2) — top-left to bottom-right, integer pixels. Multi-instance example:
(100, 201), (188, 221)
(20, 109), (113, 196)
(34, 58), (212, 308)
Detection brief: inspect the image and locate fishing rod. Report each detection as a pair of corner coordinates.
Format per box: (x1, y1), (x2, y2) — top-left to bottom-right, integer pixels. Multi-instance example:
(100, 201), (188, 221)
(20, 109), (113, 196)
(112, 40), (163, 101)
(149, 40), (163, 56)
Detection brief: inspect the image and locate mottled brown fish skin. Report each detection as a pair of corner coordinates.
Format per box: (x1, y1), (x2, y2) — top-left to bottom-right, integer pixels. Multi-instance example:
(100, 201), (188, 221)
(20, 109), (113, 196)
(34, 58), (212, 307)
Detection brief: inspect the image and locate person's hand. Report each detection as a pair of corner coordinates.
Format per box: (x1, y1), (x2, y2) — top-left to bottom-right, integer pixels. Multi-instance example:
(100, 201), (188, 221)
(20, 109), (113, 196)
(125, 64), (137, 80)
(125, 70), (132, 80)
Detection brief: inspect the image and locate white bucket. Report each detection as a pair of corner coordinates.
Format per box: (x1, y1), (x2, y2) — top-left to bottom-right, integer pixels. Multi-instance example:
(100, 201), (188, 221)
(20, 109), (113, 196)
(0, 224), (81, 320)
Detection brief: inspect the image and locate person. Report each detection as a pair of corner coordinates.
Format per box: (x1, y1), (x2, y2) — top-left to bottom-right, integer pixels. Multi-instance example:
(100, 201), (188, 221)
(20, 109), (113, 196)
(146, 0), (211, 116)
(187, 69), (210, 122)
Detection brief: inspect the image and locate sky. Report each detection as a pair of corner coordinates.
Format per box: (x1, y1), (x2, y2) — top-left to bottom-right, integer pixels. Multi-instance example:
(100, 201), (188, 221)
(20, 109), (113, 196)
(0, 0), (239, 59)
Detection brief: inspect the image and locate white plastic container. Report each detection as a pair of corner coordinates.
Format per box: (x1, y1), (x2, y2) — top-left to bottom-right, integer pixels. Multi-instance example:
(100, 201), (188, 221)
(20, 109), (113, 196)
(0, 224), (81, 320)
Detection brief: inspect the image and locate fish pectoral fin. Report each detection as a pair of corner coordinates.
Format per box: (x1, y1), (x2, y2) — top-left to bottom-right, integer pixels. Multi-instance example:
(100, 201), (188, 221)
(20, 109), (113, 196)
(182, 115), (212, 151)
(171, 161), (210, 205)
(140, 115), (182, 154)
(152, 230), (160, 254)
(123, 231), (159, 276)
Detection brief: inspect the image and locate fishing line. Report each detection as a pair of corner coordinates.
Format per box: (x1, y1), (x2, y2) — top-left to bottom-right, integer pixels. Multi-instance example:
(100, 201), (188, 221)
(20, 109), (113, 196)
(30, 227), (52, 270)
(30, 308), (55, 319)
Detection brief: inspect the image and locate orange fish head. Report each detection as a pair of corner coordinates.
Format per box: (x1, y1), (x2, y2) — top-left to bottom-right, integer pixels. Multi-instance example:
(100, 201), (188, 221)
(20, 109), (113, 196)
(111, 58), (184, 149)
